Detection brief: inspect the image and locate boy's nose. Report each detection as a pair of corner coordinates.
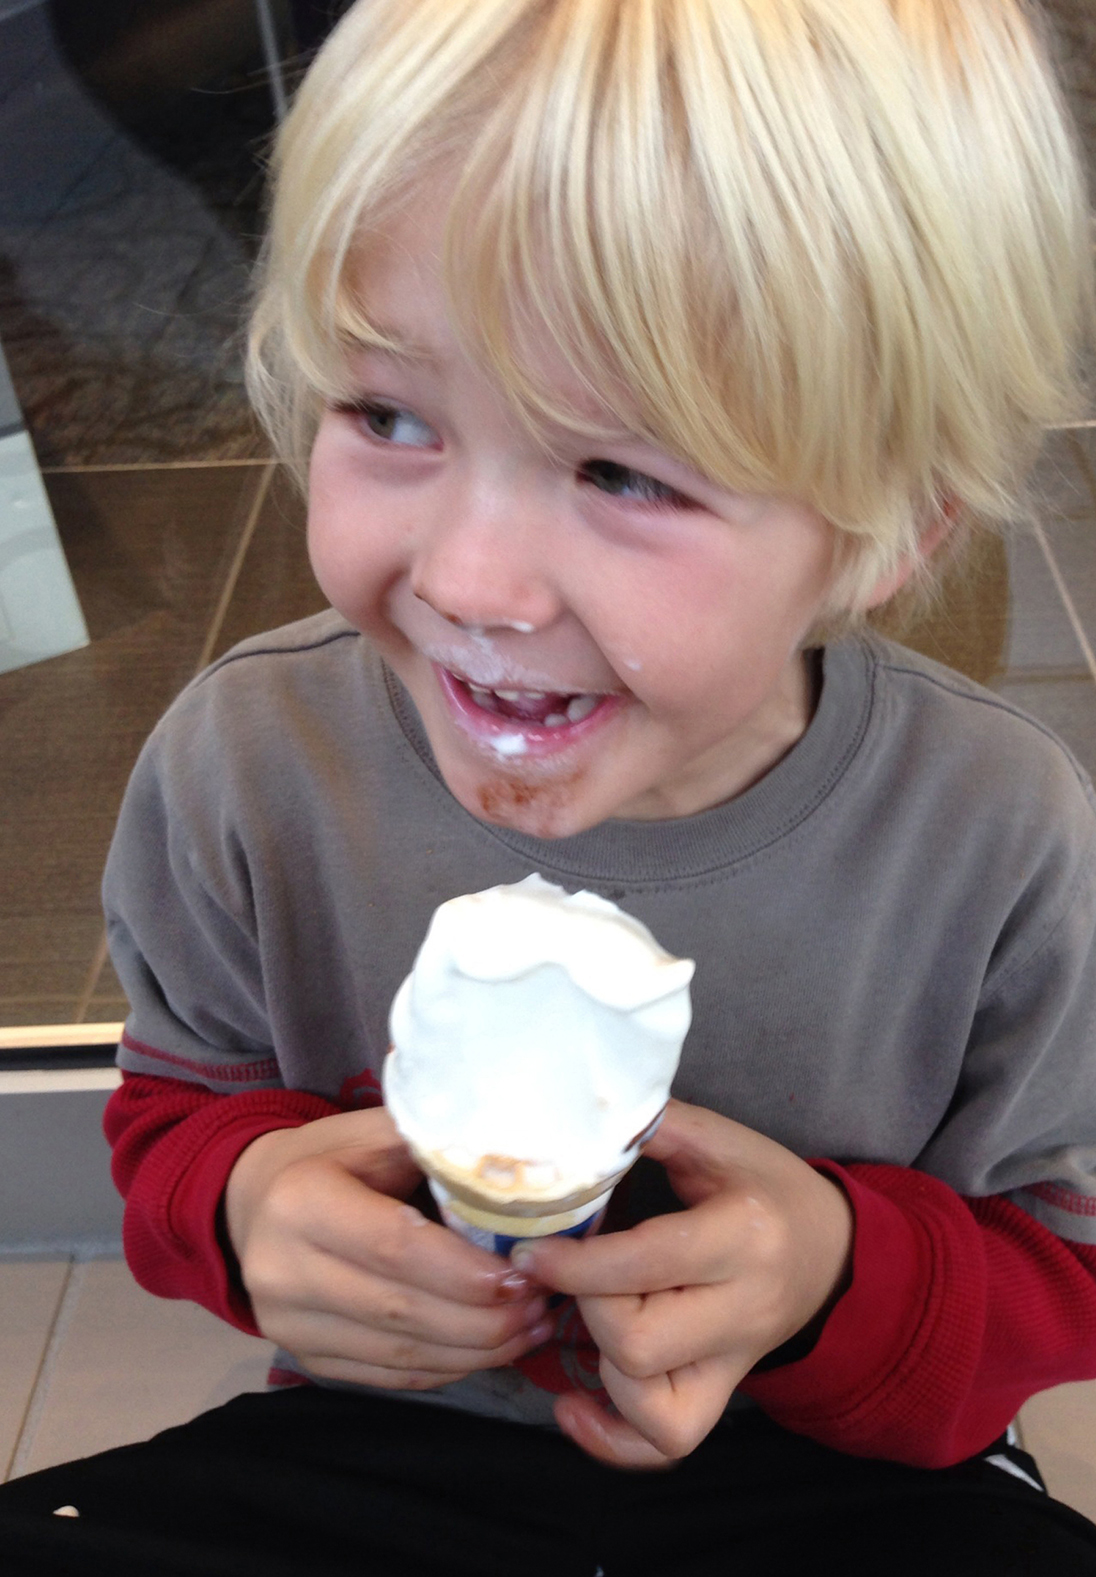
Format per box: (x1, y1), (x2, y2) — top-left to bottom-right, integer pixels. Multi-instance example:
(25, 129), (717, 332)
(408, 497), (562, 634)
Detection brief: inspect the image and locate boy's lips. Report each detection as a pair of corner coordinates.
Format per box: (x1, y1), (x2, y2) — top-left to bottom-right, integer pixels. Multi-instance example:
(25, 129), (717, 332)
(434, 665), (624, 754)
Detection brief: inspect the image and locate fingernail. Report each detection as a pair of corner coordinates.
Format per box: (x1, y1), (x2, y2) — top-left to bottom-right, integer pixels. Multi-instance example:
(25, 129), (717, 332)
(498, 1271), (532, 1300)
(525, 1319), (554, 1347)
(509, 1243), (539, 1272)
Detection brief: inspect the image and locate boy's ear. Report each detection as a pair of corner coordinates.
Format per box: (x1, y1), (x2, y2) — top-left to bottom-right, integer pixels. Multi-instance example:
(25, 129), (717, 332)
(856, 495), (957, 613)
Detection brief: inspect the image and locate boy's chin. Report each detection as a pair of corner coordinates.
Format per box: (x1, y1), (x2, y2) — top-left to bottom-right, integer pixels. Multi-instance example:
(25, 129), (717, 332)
(441, 761), (607, 841)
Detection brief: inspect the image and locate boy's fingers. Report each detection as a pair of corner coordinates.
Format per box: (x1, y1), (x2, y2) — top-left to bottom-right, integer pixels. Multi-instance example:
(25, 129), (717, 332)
(286, 1308), (554, 1381)
(286, 1255), (549, 1352)
(578, 1282), (755, 1380)
(293, 1320), (553, 1393)
(510, 1195), (736, 1295)
(639, 1099), (769, 1199)
(303, 1168), (538, 1307)
(599, 1354), (740, 1462)
(553, 1392), (677, 1471)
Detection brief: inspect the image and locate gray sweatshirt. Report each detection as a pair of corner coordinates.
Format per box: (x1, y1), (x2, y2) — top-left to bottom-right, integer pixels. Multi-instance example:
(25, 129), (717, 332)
(103, 612), (1096, 1420)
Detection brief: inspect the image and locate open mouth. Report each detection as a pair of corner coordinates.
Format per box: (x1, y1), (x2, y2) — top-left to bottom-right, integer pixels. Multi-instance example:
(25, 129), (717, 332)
(436, 667), (622, 749)
(462, 683), (601, 727)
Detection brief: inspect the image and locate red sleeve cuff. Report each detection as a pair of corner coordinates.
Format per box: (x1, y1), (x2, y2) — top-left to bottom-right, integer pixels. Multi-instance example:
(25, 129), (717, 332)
(739, 1162), (984, 1464)
(105, 1075), (343, 1334)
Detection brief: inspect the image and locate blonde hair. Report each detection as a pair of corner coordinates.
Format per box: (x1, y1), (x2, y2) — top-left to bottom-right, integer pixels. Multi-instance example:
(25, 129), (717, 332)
(248, 0), (1094, 615)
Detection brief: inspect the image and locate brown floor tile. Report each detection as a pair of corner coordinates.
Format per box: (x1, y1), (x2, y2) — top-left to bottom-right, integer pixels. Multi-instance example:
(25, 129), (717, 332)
(208, 463), (329, 662)
(85, 954), (128, 1027)
(90, 956), (125, 1006)
(0, 1001), (83, 1029)
(0, 915), (103, 975)
(878, 428), (1096, 686)
(1004, 526), (1090, 676)
(1035, 515), (1096, 661)
(0, 463), (265, 1014)
(83, 1001), (128, 1027)
(0, 959), (99, 1006)
(1035, 432), (1096, 653)
(1032, 428), (1096, 522)
(990, 675), (1096, 782)
(0, 816), (118, 924)
(1043, 0), (1096, 196)
(871, 532), (1009, 685)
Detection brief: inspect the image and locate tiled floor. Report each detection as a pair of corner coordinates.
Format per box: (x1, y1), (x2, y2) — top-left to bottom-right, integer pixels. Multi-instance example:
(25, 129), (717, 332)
(1, 1253), (1095, 1520)
(0, 459), (325, 1025)
(0, 1258), (273, 1484)
(1, 0), (1096, 1536)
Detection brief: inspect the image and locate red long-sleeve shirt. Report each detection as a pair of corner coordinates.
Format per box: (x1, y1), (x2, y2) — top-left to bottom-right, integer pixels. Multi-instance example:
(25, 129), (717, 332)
(104, 1070), (1096, 1470)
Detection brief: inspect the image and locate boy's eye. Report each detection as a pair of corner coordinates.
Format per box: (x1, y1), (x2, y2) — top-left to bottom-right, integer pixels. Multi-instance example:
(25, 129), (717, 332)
(579, 460), (691, 509)
(339, 402), (691, 507)
(347, 401), (437, 447)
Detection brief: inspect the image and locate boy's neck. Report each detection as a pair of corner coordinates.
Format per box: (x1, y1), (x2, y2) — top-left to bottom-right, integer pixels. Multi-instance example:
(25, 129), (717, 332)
(622, 648), (823, 822)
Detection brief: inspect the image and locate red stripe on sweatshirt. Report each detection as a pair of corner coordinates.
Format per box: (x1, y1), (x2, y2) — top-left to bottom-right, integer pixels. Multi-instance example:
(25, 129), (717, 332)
(1024, 1180), (1096, 1218)
(121, 1031), (280, 1085)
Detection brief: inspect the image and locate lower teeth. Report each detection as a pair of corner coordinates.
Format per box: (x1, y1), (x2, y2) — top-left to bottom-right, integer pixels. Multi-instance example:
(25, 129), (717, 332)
(543, 713), (568, 727)
(565, 694), (599, 724)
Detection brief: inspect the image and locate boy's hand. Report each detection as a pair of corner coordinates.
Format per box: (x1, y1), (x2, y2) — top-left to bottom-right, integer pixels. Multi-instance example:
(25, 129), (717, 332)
(510, 1099), (853, 1470)
(224, 1108), (552, 1389)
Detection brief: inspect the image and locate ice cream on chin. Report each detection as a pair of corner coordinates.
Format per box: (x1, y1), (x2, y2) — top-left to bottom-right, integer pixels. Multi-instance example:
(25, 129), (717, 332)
(384, 875), (695, 1242)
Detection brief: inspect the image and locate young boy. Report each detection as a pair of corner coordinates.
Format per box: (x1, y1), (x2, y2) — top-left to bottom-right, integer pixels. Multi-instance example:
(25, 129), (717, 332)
(4, 1), (1096, 1571)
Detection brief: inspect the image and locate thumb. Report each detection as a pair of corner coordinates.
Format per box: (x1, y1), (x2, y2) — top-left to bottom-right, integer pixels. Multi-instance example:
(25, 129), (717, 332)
(337, 1141), (423, 1200)
(319, 1111), (424, 1199)
(638, 1099), (744, 1206)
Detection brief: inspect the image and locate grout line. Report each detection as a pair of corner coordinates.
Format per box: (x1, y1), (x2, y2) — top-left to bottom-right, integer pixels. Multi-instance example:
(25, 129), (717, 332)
(72, 933), (110, 1027)
(1031, 520), (1096, 686)
(993, 666), (1093, 687)
(194, 462), (276, 673)
(3, 1258), (76, 1484)
(39, 459), (273, 475)
(1066, 429), (1096, 519)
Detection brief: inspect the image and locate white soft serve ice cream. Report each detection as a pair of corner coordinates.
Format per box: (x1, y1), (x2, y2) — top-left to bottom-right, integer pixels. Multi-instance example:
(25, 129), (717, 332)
(384, 875), (694, 1210)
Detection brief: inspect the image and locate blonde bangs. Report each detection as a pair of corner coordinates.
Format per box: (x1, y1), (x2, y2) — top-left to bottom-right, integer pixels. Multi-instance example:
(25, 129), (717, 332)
(248, 0), (1094, 609)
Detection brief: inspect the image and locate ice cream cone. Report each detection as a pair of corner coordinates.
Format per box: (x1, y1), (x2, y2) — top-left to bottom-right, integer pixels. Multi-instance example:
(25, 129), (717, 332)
(409, 1137), (653, 1253)
(425, 1173), (615, 1254)
(384, 876), (694, 1256)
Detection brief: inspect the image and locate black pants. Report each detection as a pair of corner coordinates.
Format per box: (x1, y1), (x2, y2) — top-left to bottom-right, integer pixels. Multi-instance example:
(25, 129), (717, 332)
(2, 1388), (1096, 1576)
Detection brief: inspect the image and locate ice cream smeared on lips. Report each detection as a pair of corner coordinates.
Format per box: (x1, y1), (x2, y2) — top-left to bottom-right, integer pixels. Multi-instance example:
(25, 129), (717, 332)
(384, 875), (695, 1213)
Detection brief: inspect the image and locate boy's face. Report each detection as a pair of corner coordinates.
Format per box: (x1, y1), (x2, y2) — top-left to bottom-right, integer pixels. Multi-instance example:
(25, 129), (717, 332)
(307, 202), (850, 839)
